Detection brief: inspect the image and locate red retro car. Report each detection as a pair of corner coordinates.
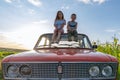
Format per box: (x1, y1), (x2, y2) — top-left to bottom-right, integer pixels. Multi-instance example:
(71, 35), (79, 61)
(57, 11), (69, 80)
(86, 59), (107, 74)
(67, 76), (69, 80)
(2, 33), (119, 80)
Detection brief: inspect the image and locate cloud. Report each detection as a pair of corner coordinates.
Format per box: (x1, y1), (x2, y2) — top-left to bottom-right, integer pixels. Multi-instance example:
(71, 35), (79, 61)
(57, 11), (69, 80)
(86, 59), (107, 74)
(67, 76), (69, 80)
(4, 0), (13, 3)
(4, 0), (21, 3)
(93, 0), (106, 4)
(28, 0), (42, 7)
(105, 29), (116, 33)
(77, 0), (107, 4)
(33, 20), (49, 24)
(61, 6), (70, 10)
(78, 0), (91, 4)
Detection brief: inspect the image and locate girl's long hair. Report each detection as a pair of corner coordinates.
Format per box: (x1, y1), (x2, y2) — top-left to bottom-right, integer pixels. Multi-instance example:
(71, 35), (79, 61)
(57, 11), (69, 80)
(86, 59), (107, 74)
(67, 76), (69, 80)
(55, 11), (64, 21)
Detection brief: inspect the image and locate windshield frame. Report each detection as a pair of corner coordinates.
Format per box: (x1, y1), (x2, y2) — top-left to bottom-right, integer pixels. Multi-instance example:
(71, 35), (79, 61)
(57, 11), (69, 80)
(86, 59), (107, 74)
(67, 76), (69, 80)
(34, 33), (93, 50)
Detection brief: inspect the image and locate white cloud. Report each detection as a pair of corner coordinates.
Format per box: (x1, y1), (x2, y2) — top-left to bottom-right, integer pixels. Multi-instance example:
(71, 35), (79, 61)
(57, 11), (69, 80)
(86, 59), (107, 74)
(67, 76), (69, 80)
(28, 0), (42, 7)
(4, 0), (13, 3)
(77, 0), (107, 4)
(105, 29), (116, 33)
(61, 6), (70, 10)
(4, 0), (21, 3)
(93, 0), (106, 4)
(33, 20), (49, 24)
(78, 0), (91, 4)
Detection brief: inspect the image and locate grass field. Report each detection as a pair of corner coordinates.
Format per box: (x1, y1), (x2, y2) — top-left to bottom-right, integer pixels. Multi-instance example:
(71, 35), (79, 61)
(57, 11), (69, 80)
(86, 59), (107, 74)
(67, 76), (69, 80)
(97, 37), (120, 80)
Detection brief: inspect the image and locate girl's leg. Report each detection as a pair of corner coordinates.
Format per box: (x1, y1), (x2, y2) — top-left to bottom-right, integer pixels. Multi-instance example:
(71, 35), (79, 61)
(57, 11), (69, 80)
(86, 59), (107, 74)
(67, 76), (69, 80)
(56, 29), (63, 43)
(51, 29), (57, 43)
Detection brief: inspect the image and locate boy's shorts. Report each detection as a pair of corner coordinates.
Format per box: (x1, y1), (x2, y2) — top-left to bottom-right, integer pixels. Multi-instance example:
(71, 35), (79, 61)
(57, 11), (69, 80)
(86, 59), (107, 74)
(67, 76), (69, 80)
(67, 30), (78, 41)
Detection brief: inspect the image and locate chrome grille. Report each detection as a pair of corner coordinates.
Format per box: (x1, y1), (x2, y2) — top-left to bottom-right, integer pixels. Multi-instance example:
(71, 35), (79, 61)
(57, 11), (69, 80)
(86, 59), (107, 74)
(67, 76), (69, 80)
(62, 63), (117, 78)
(62, 63), (89, 78)
(2, 62), (117, 79)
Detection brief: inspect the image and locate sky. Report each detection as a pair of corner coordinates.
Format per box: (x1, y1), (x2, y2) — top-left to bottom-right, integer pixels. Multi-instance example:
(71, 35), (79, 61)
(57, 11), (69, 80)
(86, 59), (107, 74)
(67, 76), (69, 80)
(0, 0), (120, 49)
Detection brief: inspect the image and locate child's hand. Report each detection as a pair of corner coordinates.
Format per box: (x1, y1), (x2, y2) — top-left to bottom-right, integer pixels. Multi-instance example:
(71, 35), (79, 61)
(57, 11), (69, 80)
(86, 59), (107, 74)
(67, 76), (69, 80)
(73, 28), (76, 31)
(68, 27), (72, 31)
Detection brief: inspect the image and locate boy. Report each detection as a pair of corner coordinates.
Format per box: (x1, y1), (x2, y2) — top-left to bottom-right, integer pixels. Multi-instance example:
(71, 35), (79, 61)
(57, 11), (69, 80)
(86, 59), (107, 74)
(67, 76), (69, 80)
(67, 14), (78, 42)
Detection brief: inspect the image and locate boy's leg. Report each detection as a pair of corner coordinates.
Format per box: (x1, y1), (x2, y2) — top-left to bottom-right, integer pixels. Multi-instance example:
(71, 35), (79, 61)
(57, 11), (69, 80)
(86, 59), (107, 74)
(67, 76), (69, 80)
(51, 29), (57, 43)
(73, 30), (78, 42)
(67, 30), (72, 41)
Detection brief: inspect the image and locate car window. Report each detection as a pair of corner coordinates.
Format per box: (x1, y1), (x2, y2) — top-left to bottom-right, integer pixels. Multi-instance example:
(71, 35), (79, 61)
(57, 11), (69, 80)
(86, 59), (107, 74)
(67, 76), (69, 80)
(35, 34), (92, 49)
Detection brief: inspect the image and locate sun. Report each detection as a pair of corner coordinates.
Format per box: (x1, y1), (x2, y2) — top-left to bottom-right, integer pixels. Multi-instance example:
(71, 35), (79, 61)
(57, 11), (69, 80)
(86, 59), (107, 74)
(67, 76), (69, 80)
(2, 23), (53, 50)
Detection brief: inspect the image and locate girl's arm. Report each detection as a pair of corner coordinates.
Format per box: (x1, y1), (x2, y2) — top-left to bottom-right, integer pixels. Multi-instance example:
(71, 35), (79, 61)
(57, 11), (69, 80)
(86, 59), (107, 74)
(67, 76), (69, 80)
(60, 20), (66, 29)
(54, 21), (58, 29)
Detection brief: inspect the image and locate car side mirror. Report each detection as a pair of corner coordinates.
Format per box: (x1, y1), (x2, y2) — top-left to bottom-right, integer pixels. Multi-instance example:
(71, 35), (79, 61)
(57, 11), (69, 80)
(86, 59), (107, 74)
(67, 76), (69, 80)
(92, 45), (98, 49)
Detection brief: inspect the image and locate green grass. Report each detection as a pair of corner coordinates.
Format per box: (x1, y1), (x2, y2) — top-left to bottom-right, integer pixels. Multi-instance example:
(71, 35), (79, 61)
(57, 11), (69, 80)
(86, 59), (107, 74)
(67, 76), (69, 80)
(96, 37), (120, 80)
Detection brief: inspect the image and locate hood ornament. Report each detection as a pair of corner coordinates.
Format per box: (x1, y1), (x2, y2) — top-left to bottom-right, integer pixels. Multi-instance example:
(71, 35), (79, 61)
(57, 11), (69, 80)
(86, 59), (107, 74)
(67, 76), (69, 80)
(58, 65), (63, 74)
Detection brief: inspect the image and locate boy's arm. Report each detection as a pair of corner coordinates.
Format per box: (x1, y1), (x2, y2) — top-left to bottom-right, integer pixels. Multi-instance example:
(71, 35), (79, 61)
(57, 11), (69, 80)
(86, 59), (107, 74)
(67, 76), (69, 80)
(67, 21), (71, 31)
(74, 22), (78, 30)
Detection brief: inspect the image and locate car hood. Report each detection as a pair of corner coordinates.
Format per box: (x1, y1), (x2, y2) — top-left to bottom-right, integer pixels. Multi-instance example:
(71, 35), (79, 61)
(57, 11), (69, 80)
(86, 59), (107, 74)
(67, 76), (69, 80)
(2, 49), (118, 62)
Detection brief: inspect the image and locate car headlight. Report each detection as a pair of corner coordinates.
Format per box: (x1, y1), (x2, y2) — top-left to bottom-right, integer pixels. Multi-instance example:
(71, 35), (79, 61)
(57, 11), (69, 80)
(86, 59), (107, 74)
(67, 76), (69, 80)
(89, 66), (100, 77)
(20, 65), (32, 76)
(7, 65), (19, 78)
(102, 66), (112, 77)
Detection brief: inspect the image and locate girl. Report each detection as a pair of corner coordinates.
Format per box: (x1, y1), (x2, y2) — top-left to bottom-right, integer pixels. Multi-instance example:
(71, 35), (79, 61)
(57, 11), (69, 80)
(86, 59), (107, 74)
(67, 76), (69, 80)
(51, 11), (66, 43)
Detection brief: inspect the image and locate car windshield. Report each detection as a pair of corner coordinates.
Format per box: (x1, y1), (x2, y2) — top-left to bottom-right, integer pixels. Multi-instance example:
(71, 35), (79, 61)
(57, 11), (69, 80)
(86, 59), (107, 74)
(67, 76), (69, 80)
(34, 33), (92, 49)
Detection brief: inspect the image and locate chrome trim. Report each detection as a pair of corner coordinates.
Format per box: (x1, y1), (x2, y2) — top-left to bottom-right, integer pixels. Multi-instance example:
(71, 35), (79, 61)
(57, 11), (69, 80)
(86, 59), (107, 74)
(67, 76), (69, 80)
(4, 77), (116, 80)
(4, 77), (58, 80)
(2, 62), (118, 64)
(3, 61), (58, 63)
(61, 62), (118, 63)
(3, 62), (117, 79)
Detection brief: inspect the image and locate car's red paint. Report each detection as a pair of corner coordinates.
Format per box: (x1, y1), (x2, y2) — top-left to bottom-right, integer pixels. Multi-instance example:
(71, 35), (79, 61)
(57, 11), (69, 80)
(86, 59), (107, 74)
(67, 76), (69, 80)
(2, 48), (118, 63)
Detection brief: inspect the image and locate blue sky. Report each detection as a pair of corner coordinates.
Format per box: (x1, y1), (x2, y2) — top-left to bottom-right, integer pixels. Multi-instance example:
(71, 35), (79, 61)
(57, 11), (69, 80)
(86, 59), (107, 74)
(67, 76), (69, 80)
(0, 0), (120, 49)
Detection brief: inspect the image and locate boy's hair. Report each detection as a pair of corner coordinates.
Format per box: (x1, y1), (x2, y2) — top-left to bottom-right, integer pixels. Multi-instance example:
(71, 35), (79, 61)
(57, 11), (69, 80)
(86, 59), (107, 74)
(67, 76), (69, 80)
(71, 13), (76, 18)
